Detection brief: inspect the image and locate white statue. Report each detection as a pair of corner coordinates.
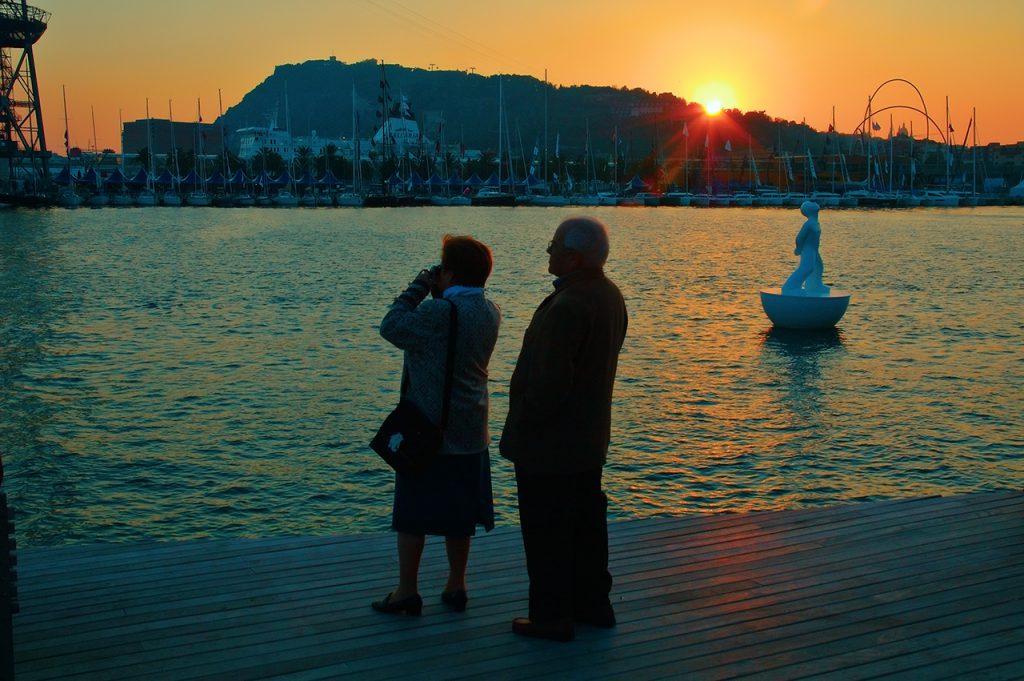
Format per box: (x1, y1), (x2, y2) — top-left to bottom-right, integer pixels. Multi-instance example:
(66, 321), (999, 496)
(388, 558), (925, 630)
(782, 201), (830, 296)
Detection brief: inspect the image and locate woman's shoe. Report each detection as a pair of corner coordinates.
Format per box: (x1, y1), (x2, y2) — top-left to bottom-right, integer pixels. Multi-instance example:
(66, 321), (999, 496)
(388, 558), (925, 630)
(441, 589), (468, 612)
(371, 592), (423, 616)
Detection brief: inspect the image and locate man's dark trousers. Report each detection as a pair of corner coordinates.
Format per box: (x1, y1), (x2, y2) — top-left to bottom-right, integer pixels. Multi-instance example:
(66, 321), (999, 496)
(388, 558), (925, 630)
(515, 465), (612, 623)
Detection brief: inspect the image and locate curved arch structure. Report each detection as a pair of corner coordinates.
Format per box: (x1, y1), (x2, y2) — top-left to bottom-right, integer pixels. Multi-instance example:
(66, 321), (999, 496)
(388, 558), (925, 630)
(853, 104), (948, 146)
(857, 78), (941, 143)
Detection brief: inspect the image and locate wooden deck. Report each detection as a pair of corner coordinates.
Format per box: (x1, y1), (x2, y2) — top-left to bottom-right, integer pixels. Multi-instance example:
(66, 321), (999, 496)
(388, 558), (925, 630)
(13, 490), (1024, 680)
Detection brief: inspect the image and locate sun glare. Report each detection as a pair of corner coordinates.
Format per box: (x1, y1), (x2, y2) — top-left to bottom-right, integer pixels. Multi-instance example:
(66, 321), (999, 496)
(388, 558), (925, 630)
(693, 81), (738, 116)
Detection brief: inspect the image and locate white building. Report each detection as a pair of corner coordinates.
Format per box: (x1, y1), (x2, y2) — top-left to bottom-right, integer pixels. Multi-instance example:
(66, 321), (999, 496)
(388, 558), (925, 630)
(236, 126), (367, 162)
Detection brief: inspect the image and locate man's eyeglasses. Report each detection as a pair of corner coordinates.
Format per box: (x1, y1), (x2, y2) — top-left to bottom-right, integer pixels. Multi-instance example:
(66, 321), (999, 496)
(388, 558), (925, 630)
(547, 240), (576, 254)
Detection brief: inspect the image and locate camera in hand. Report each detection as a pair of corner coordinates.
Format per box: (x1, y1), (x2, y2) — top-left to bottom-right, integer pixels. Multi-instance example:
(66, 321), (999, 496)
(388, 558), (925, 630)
(428, 264), (443, 298)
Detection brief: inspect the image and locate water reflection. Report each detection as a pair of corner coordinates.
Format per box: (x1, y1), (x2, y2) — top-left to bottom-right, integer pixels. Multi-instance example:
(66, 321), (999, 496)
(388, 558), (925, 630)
(761, 326), (844, 354)
(758, 326), (846, 425)
(3, 207), (1022, 546)
(0, 214), (81, 544)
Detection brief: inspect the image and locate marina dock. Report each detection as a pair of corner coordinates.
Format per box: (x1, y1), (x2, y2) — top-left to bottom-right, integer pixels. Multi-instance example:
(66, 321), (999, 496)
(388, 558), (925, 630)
(13, 489), (1023, 680)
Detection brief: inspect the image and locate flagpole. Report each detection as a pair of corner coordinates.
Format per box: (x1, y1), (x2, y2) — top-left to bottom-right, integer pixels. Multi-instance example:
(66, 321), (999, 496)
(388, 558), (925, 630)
(683, 120), (689, 193)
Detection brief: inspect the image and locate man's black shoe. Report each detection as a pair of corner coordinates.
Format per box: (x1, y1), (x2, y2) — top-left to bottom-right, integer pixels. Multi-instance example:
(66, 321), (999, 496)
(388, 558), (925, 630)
(574, 603), (616, 628)
(512, 616), (575, 642)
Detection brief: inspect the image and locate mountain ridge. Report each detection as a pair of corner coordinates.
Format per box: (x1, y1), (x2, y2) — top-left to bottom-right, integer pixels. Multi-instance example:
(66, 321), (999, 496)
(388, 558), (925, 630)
(218, 57), (817, 159)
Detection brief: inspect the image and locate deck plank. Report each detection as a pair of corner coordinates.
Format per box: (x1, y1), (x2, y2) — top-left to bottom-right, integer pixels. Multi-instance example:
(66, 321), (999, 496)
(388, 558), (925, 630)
(13, 489), (1024, 681)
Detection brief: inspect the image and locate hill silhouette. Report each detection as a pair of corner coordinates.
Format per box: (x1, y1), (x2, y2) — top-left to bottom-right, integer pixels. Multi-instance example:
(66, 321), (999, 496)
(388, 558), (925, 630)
(217, 57), (824, 162)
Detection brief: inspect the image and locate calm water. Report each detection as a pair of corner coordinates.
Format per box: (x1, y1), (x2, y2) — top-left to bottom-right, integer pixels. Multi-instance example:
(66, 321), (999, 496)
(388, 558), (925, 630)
(2, 206), (1022, 547)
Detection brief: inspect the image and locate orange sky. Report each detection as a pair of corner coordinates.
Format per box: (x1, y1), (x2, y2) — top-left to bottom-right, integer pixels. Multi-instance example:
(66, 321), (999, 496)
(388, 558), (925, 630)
(32, 0), (1024, 152)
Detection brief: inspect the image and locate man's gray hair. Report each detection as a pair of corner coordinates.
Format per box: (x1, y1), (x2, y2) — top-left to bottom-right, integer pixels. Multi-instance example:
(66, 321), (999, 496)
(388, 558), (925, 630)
(561, 216), (610, 267)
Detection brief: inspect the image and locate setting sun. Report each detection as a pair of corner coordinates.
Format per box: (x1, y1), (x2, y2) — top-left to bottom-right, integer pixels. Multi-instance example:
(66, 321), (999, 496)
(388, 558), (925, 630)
(693, 81), (738, 116)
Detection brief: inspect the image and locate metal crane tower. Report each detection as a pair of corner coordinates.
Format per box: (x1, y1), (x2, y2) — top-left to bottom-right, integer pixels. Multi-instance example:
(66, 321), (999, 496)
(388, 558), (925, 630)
(0, 1), (50, 197)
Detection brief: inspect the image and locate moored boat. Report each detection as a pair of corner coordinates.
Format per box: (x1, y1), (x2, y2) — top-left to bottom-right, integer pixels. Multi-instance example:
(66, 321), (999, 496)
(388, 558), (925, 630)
(754, 189), (785, 207)
(471, 188), (515, 206)
(272, 190), (299, 207)
(186, 191), (212, 207)
(730, 192), (755, 207)
(109, 191), (133, 207)
(808, 191), (841, 208)
(135, 189), (157, 206)
(664, 192), (693, 206)
(336, 191), (364, 207)
(918, 190), (959, 207)
(895, 192), (921, 208)
(532, 194), (570, 207)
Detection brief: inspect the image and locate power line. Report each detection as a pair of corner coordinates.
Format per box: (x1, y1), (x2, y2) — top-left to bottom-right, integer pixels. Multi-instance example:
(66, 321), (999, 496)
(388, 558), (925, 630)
(362, 0), (530, 75)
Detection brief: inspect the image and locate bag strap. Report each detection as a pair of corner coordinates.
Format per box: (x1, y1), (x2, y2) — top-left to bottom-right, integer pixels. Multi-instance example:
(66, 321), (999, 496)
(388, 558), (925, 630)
(439, 299), (458, 430)
(398, 298), (458, 432)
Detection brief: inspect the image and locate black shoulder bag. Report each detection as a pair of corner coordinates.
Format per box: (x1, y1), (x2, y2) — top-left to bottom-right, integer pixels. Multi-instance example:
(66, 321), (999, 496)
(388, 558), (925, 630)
(370, 300), (458, 474)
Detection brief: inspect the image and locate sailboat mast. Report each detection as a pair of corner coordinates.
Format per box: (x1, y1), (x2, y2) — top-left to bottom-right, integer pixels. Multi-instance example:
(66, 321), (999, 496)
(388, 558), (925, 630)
(351, 81), (359, 191)
(866, 96), (872, 193)
(945, 95), (951, 192)
(197, 98), (206, 193)
(543, 69), (548, 188)
(683, 119), (688, 193)
(889, 113), (894, 194)
(585, 118), (593, 193)
(705, 123), (711, 194)
(90, 105), (98, 153)
(218, 88), (229, 183)
(284, 83), (293, 192)
(830, 106), (836, 194)
(61, 85), (70, 169)
(909, 120), (915, 197)
(972, 106), (977, 197)
(614, 125), (619, 189)
(119, 108), (124, 170)
(169, 100), (179, 191)
(505, 99), (516, 194)
(497, 78), (503, 189)
(145, 98), (153, 190)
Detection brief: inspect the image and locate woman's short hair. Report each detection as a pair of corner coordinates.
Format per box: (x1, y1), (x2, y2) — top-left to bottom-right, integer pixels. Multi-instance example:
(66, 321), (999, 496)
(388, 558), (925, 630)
(442, 234), (493, 287)
(562, 216), (610, 267)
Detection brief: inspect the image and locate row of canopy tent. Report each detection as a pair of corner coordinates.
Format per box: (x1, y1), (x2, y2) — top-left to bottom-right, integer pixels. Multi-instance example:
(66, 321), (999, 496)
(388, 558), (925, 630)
(55, 166), (348, 190)
(55, 166), (653, 193)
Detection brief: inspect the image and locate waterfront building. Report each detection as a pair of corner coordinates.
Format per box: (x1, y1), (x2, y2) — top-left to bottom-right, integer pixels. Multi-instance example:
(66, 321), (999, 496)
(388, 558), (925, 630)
(122, 119), (223, 157)
(235, 125), (373, 163)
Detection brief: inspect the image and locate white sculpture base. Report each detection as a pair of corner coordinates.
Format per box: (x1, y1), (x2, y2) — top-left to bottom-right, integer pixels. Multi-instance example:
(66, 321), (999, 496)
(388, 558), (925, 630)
(760, 288), (851, 329)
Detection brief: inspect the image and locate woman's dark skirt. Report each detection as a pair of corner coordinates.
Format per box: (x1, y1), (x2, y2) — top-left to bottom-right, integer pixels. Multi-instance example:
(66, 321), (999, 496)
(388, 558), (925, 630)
(392, 450), (495, 536)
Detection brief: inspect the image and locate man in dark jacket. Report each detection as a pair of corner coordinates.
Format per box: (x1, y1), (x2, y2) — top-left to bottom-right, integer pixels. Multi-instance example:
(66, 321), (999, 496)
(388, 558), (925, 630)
(500, 215), (628, 642)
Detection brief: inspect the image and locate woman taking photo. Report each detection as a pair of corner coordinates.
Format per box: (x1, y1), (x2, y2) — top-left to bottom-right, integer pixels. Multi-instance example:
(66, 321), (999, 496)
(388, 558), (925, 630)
(372, 234), (500, 615)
